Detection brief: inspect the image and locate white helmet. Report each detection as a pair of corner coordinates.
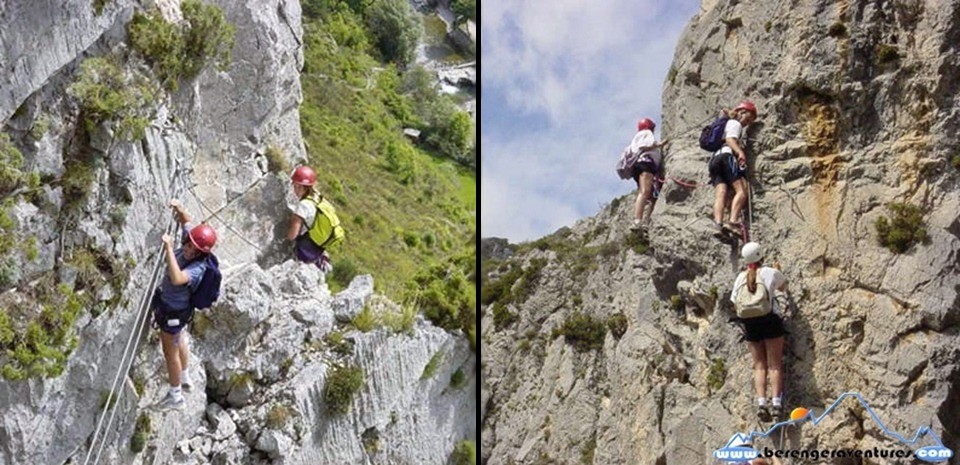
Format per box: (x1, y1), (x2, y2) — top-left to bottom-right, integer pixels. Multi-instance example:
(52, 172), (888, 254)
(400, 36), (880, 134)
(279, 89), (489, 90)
(741, 242), (763, 264)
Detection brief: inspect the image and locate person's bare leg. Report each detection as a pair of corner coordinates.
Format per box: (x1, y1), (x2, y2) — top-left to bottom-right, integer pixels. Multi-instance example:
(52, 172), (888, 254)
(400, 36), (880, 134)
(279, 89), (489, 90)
(765, 336), (785, 402)
(638, 173), (654, 223)
(746, 341), (768, 400)
(713, 184), (729, 225)
(730, 178), (748, 224)
(160, 332), (181, 387)
(178, 332), (189, 372)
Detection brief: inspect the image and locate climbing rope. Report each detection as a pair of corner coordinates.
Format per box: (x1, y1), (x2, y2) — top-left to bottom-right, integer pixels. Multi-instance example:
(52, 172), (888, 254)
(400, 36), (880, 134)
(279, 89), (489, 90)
(183, 182), (263, 252)
(82, 160), (184, 465)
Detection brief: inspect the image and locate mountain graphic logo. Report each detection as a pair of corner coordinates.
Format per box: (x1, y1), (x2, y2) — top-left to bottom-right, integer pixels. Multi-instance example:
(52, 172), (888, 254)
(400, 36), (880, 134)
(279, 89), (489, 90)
(713, 392), (953, 463)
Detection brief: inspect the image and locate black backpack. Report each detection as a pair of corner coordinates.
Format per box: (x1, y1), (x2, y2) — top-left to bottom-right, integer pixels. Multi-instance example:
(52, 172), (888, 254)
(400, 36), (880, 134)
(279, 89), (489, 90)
(699, 115), (730, 152)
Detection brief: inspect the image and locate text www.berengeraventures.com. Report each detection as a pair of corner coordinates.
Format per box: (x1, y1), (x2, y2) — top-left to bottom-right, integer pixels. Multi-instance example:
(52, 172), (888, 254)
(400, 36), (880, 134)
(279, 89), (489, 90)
(757, 446), (929, 460)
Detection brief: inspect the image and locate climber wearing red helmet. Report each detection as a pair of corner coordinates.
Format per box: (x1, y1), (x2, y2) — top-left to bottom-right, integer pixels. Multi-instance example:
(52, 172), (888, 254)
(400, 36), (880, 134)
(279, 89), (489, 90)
(286, 165), (344, 273)
(708, 100), (757, 238)
(626, 117), (670, 233)
(153, 198), (218, 409)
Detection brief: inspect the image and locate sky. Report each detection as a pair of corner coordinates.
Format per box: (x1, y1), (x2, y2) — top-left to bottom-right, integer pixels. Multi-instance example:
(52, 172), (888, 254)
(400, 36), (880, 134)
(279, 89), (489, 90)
(481, 0), (703, 242)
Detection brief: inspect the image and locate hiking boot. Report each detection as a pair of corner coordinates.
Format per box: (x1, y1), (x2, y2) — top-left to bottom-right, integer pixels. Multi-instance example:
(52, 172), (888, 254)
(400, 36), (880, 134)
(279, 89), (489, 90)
(629, 220), (643, 232)
(158, 392), (185, 410)
(757, 405), (772, 422)
(723, 221), (742, 235)
(711, 221), (726, 238)
(769, 404), (783, 420)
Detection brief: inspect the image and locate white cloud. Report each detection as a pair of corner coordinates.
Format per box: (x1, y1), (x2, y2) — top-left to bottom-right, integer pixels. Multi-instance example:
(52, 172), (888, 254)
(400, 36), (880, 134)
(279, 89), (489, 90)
(481, 0), (702, 242)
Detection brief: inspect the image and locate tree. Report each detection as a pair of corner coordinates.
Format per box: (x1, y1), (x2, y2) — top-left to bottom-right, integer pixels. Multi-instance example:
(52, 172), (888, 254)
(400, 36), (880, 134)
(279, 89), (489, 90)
(365, 0), (421, 66)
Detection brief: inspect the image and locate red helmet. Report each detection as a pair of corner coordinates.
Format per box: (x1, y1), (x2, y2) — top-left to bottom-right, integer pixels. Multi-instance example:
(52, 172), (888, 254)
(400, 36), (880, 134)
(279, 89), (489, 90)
(637, 118), (656, 131)
(188, 224), (217, 253)
(291, 166), (317, 186)
(734, 100), (758, 116)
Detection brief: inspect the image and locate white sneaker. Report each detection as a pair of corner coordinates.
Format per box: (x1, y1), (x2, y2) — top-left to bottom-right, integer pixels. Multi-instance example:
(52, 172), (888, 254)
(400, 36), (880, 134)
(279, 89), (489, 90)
(158, 392), (185, 410)
(181, 371), (193, 392)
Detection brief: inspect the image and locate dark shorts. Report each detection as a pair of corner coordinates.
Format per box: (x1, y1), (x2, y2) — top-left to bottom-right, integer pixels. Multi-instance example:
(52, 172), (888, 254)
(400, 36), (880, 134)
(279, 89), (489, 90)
(741, 312), (786, 342)
(708, 152), (745, 186)
(631, 160), (657, 181)
(152, 291), (194, 335)
(294, 234), (325, 264)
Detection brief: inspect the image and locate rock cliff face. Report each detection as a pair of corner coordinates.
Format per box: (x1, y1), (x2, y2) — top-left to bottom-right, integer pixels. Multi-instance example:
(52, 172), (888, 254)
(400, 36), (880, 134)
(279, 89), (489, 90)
(0, 1), (474, 464)
(481, 1), (960, 464)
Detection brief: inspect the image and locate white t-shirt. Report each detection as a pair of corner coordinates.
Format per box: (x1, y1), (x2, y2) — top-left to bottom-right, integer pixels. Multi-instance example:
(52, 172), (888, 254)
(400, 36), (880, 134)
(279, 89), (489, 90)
(290, 198), (316, 236)
(718, 119), (744, 155)
(730, 267), (786, 313)
(629, 129), (663, 167)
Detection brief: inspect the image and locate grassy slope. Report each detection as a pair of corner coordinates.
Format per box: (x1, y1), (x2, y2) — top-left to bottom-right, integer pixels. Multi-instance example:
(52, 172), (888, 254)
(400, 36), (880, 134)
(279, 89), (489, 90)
(298, 10), (476, 305)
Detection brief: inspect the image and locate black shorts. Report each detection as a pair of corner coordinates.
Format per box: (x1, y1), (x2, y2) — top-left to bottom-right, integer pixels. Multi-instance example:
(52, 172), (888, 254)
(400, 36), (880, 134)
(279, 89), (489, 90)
(631, 160), (657, 183)
(741, 312), (786, 342)
(151, 291), (194, 335)
(708, 153), (745, 186)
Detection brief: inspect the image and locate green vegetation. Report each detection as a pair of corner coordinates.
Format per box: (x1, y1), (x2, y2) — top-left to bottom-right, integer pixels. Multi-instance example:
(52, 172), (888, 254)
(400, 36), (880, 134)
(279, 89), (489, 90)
(323, 364), (364, 414)
(93, 0), (110, 15)
(828, 22), (846, 38)
(61, 154), (99, 212)
(130, 413), (151, 453)
(1, 284), (87, 380)
(625, 232), (649, 255)
(875, 44), (900, 65)
(266, 404), (292, 429)
(449, 367), (465, 389)
(100, 390), (118, 410)
(29, 115), (50, 141)
(451, 440), (477, 465)
(553, 312), (607, 352)
(133, 375), (146, 397)
(480, 259), (546, 308)
(451, 0), (476, 23)
(606, 312), (627, 339)
(581, 434), (597, 464)
(764, 21), (772, 33)
(401, 66), (475, 166)
(670, 295), (684, 312)
(874, 202), (928, 253)
(68, 56), (158, 141)
(0, 133), (27, 195)
(952, 154), (960, 171)
(407, 252), (475, 338)
(491, 303), (517, 330)
(324, 331), (353, 356)
(352, 304), (378, 332)
(326, 258), (359, 292)
(264, 145), (292, 175)
(365, 0), (421, 66)
(299, 0), (475, 348)
(421, 350), (443, 379)
(128, 0), (236, 91)
(381, 303), (416, 334)
(707, 358), (727, 392)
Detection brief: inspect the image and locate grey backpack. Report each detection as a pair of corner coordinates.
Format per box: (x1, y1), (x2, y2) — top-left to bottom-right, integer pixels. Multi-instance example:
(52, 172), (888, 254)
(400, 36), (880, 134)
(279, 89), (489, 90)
(735, 281), (771, 319)
(616, 146), (639, 180)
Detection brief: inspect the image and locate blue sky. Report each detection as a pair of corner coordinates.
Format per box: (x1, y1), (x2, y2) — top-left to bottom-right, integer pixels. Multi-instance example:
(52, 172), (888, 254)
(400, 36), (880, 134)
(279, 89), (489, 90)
(481, 0), (702, 242)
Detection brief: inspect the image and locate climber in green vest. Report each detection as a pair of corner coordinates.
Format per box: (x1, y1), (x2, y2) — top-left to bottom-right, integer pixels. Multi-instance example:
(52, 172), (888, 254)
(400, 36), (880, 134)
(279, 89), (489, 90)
(286, 165), (345, 272)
